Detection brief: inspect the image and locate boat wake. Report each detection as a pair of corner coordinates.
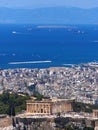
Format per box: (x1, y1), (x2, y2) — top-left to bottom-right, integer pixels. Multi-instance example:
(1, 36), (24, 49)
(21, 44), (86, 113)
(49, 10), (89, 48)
(93, 40), (98, 43)
(12, 31), (31, 35)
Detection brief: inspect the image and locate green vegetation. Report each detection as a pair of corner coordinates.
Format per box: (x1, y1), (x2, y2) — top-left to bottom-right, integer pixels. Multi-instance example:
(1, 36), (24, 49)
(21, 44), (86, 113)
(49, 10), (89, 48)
(33, 91), (44, 101)
(73, 101), (98, 113)
(54, 117), (94, 130)
(0, 91), (48, 115)
(33, 91), (49, 101)
(83, 127), (94, 130)
(63, 126), (94, 130)
(0, 91), (30, 115)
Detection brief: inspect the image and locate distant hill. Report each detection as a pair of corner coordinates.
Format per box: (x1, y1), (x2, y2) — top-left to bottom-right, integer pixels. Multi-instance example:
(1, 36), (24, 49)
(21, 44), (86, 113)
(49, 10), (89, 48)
(0, 7), (98, 24)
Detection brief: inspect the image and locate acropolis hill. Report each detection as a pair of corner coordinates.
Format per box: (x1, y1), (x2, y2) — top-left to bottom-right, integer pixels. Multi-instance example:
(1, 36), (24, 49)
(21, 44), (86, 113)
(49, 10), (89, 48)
(0, 62), (98, 104)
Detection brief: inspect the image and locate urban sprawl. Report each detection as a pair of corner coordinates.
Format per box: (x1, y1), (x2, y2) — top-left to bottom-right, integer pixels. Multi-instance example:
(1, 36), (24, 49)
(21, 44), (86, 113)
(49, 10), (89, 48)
(0, 62), (98, 105)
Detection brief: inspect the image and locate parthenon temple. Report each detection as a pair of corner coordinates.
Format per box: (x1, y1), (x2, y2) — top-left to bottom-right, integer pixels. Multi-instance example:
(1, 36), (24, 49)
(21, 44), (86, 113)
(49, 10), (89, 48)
(26, 98), (73, 115)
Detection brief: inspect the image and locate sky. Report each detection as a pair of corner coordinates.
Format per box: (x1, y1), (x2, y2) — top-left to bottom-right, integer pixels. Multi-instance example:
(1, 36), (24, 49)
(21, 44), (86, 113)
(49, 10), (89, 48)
(0, 0), (98, 9)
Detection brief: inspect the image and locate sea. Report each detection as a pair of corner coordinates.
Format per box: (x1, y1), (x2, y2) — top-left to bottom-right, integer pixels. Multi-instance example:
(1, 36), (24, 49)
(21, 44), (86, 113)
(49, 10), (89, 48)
(0, 24), (98, 69)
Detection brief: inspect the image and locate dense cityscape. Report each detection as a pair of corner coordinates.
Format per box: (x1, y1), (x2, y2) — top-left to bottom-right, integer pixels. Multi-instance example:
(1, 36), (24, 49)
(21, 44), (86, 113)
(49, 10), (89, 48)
(0, 62), (98, 105)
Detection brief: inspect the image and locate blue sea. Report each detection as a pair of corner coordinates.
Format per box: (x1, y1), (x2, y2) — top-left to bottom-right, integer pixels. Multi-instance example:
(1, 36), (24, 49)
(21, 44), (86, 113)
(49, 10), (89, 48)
(0, 24), (98, 69)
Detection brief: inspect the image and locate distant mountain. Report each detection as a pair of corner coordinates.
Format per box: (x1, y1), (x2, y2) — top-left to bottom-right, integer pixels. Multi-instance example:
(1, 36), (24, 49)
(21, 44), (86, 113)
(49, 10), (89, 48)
(0, 7), (98, 24)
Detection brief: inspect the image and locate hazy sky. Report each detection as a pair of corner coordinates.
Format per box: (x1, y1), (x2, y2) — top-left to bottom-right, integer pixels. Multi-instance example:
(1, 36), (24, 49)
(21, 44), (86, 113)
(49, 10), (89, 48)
(0, 0), (98, 9)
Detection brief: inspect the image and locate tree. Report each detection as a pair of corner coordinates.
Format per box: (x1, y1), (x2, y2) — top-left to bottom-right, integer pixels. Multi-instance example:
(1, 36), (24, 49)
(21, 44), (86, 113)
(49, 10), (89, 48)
(7, 101), (15, 116)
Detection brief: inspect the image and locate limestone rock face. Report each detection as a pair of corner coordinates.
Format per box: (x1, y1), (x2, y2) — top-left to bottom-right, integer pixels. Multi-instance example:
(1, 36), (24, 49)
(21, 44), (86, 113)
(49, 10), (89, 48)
(0, 117), (12, 129)
(0, 126), (14, 130)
